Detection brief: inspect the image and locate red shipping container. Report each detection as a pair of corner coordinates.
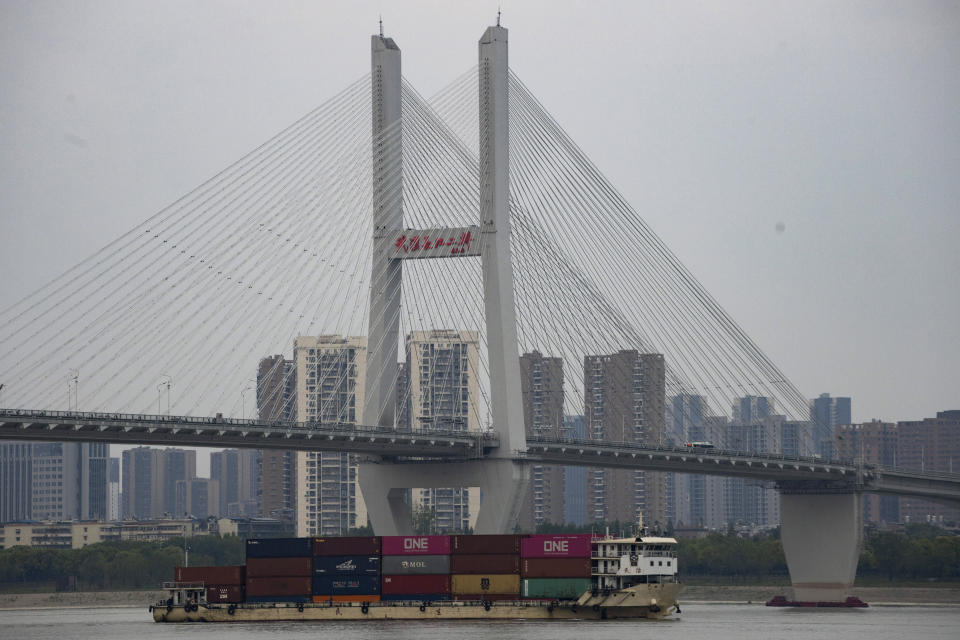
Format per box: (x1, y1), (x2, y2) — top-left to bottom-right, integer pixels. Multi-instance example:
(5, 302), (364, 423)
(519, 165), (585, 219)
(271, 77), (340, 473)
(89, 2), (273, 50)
(381, 574), (451, 595)
(450, 554), (520, 574)
(381, 535), (451, 556)
(520, 534), (594, 558)
(246, 556), (312, 577)
(520, 557), (592, 578)
(451, 594), (519, 602)
(205, 585), (245, 603)
(175, 565), (245, 585)
(245, 575), (312, 597)
(450, 534), (522, 555)
(313, 536), (381, 556)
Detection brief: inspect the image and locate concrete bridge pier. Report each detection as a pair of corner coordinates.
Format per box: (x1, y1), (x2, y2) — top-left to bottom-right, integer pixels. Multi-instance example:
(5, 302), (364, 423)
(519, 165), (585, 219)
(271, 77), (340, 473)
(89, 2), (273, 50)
(779, 490), (863, 603)
(358, 459), (530, 535)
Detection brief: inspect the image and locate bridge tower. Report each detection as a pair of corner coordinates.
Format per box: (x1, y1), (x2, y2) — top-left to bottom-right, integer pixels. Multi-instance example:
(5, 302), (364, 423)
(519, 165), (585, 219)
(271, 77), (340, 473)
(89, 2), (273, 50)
(359, 25), (529, 535)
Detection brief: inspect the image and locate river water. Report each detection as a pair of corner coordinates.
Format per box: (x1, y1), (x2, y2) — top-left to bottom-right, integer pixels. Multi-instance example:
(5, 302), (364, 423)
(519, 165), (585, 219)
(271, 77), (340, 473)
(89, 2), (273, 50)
(1, 603), (957, 640)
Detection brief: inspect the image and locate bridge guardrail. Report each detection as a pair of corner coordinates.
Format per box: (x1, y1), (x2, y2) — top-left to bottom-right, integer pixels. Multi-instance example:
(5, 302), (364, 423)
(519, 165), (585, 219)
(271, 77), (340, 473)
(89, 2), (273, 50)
(525, 434), (854, 467)
(0, 408), (496, 444)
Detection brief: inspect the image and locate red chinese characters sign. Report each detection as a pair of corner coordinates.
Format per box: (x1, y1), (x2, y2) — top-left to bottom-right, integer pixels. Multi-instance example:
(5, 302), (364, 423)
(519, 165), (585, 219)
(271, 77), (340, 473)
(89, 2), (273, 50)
(392, 226), (481, 259)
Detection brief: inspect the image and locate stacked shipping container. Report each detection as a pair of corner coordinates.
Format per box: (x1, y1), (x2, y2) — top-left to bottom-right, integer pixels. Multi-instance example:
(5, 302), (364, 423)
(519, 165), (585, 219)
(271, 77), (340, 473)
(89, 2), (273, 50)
(245, 537), (313, 603)
(175, 565), (246, 603)
(520, 534), (594, 600)
(450, 534), (522, 601)
(224, 534), (597, 607)
(381, 535), (451, 601)
(312, 536), (382, 603)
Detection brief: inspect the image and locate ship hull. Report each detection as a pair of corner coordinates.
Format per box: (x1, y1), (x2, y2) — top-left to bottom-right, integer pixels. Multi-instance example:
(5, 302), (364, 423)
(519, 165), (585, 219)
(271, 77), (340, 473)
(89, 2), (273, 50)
(153, 583), (681, 622)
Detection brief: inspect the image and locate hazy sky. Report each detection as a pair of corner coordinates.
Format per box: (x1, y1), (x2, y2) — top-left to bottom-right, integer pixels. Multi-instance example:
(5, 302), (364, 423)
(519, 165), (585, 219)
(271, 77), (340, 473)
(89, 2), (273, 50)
(1, 0), (958, 433)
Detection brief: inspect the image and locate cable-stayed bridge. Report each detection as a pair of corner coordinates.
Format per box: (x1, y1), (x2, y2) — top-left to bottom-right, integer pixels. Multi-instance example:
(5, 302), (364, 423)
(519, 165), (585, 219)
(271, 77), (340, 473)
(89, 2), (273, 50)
(1, 23), (958, 604)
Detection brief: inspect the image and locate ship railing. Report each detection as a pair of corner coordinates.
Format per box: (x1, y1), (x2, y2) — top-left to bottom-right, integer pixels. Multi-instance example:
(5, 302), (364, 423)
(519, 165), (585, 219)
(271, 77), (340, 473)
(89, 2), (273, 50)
(161, 581), (205, 589)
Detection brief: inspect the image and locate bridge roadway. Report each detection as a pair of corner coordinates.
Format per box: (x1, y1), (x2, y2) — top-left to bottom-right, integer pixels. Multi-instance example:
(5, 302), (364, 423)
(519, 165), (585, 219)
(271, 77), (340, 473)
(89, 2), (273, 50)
(0, 409), (494, 459)
(1, 409), (958, 504)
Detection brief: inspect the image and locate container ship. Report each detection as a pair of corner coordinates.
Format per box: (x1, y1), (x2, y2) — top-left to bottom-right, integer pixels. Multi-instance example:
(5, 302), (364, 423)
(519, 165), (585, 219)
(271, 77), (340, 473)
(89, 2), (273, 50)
(151, 531), (681, 622)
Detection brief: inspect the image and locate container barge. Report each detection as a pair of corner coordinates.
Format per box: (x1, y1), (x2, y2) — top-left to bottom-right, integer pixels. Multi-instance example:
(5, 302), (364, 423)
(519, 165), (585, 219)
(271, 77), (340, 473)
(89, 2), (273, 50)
(152, 531), (682, 622)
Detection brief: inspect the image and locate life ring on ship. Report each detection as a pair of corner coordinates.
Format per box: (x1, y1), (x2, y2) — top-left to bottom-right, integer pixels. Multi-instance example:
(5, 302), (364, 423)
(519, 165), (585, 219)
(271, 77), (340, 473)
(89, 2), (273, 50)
(361, 603), (369, 614)
(592, 604), (600, 612)
(297, 603), (304, 613)
(419, 604), (426, 612)
(227, 605), (236, 615)
(483, 601), (491, 612)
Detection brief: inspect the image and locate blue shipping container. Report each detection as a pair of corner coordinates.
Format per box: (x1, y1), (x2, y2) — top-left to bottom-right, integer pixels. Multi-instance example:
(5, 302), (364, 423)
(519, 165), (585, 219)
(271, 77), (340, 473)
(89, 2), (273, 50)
(246, 537), (312, 558)
(312, 575), (380, 596)
(313, 555), (381, 576)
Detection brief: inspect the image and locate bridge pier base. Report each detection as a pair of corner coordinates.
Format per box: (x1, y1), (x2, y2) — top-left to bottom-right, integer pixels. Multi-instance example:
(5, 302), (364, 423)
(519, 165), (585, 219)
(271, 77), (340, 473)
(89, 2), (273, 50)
(779, 491), (862, 603)
(359, 459), (529, 535)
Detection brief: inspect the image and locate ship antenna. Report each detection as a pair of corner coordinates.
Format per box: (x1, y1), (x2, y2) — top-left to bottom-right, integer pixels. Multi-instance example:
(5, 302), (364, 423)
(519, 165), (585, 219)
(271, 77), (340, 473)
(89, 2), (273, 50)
(379, 15), (384, 37)
(496, 7), (501, 26)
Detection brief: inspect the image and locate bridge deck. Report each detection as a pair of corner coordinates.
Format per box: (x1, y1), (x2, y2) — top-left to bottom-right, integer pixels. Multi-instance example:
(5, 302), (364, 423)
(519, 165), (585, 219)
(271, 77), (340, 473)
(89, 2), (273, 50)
(1, 409), (957, 504)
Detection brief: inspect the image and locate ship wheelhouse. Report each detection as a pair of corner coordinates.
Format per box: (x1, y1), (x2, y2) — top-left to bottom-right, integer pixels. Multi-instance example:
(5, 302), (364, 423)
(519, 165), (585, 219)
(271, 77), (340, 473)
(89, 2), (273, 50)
(591, 536), (679, 592)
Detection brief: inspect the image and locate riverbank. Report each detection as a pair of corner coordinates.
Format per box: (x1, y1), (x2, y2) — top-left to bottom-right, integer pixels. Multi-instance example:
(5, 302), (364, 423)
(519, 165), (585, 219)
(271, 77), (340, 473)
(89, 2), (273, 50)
(0, 585), (957, 610)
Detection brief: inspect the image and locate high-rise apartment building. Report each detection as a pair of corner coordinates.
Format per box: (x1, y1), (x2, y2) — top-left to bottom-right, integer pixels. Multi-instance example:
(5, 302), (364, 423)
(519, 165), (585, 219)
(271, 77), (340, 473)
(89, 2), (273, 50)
(0, 443), (33, 522)
(835, 420), (899, 524)
(294, 335), (367, 536)
(162, 449), (196, 517)
(211, 449), (258, 517)
(562, 415), (587, 526)
(108, 458), (120, 521)
(724, 397), (779, 528)
(256, 355), (297, 524)
(121, 447), (195, 519)
(176, 478), (220, 519)
(670, 394), (725, 528)
(406, 330), (481, 532)
(518, 351), (565, 530)
(896, 410), (960, 525)
(1, 442), (108, 523)
(583, 350), (666, 529)
(811, 393), (851, 458)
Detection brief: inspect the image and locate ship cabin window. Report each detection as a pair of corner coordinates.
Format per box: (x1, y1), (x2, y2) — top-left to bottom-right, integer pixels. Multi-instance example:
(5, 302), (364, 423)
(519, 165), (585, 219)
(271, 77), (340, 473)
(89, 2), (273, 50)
(659, 561), (663, 566)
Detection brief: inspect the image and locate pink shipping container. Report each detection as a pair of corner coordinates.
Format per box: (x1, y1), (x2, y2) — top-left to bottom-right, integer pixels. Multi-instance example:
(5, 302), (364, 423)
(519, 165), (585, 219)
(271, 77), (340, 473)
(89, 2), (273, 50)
(520, 534), (594, 558)
(382, 535), (451, 556)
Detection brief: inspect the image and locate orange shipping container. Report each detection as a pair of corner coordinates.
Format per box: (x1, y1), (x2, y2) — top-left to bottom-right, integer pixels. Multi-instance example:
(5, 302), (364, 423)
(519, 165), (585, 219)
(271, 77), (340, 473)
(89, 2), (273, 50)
(450, 574), (520, 595)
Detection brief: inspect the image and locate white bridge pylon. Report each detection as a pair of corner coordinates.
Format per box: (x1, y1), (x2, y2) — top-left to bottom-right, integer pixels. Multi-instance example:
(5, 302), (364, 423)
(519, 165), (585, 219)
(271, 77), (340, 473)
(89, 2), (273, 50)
(360, 25), (529, 535)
